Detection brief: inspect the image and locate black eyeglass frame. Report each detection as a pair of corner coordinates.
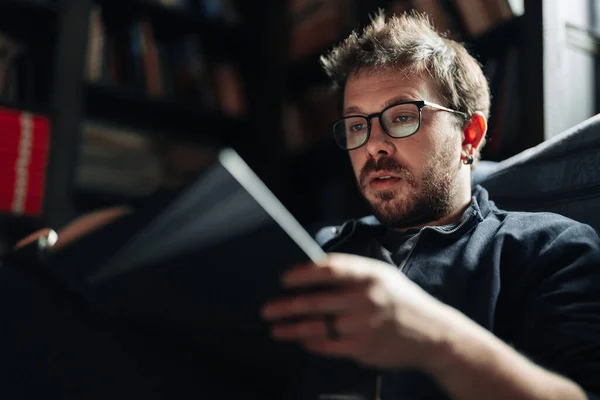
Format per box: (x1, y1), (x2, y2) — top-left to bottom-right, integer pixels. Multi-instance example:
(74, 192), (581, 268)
(332, 100), (468, 151)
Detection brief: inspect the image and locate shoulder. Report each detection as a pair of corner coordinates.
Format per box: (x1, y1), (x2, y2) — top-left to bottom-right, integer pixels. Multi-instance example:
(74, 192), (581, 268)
(489, 207), (599, 245)
(483, 208), (600, 277)
(474, 184), (599, 245)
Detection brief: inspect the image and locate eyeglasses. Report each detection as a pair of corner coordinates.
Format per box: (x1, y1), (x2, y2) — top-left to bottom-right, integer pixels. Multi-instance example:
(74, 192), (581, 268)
(332, 100), (467, 150)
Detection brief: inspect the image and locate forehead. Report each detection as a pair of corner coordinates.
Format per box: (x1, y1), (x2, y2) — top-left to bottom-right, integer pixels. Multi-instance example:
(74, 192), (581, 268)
(343, 69), (441, 109)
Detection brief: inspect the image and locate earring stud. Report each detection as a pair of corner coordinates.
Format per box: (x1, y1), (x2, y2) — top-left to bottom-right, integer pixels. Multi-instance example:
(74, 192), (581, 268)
(464, 154), (474, 165)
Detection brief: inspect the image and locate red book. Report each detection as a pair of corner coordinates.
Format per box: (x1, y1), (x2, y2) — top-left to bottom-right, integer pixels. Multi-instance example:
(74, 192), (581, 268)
(0, 107), (51, 217)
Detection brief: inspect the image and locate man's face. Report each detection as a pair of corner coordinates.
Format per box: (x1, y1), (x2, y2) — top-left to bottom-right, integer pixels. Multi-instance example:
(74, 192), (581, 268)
(344, 69), (464, 229)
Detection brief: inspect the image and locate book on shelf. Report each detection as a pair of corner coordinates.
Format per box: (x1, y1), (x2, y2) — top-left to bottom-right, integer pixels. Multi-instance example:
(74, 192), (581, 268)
(84, 5), (245, 115)
(76, 121), (162, 198)
(482, 0), (513, 23)
(282, 99), (305, 151)
(148, 0), (241, 23)
(200, 0), (240, 24)
(137, 14), (164, 96)
(408, 0), (464, 40)
(211, 60), (246, 117)
(451, 0), (514, 37)
(86, 5), (105, 83)
(143, 0), (194, 10)
(152, 137), (220, 188)
(166, 33), (213, 107)
(153, 0), (182, 8)
(0, 107), (50, 217)
(76, 121), (221, 197)
(0, 31), (22, 103)
(282, 84), (336, 153)
(387, 0), (514, 40)
(485, 46), (520, 159)
(288, 0), (355, 61)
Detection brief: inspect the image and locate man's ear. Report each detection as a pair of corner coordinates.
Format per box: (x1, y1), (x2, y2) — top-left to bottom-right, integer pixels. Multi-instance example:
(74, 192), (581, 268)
(462, 112), (487, 151)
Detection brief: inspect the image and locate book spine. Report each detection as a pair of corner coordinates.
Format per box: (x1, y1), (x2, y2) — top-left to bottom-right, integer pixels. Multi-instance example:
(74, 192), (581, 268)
(0, 108), (50, 217)
(139, 15), (164, 96)
(85, 5), (105, 82)
(0, 32), (22, 102)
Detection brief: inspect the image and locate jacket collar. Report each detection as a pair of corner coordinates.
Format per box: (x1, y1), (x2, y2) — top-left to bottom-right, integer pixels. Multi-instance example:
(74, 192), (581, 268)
(325, 185), (493, 253)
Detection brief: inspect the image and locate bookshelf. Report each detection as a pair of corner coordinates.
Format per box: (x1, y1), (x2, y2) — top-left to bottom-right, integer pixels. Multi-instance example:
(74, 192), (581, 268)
(467, 15), (523, 63)
(96, 0), (243, 57)
(0, 0), (58, 44)
(0, 0), (575, 246)
(84, 83), (247, 144)
(0, 0), (254, 240)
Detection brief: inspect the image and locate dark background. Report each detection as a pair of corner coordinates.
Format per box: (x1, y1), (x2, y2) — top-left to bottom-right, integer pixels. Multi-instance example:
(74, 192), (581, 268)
(0, 0), (599, 249)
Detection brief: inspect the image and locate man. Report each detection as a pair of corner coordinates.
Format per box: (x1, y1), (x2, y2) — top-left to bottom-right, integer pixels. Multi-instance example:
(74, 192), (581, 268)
(261, 11), (600, 400)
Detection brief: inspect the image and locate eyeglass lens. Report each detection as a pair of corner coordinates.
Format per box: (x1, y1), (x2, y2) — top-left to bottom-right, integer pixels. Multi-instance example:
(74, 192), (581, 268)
(333, 103), (420, 149)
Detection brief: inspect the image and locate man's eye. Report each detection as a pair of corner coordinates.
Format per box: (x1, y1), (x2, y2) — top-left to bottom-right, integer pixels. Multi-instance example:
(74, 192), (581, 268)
(395, 115), (411, 123)
(350, 123), (365, 132)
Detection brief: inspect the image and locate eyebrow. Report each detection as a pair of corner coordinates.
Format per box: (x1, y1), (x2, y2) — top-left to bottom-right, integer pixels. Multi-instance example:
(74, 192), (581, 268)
(343, 96), (419, 116)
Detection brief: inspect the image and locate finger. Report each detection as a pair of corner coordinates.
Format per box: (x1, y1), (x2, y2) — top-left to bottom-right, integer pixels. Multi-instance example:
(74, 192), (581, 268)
(282, 254), (377, 288)
(270, 318), (329, 341)
(302, 338), (362, 359)
(270, 310), (379, 341)
(261, 285), (371, 320)
(335, 312), (381, 336)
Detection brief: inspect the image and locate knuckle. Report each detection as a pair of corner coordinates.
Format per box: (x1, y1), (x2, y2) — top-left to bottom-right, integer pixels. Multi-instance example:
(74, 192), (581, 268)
(362, 290), (379, 310)
(320, 265), (337, 277)
(299, 320), (325, 336)
(348, 340), (367, 358)
(365, 284), (386, 309)
(288, 299), (303, 311)
(306, 295), (324, 310)
(295, 321), (311, 335)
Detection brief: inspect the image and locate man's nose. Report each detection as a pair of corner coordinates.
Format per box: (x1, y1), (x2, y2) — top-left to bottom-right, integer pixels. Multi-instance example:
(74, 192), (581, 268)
(365, 118), (395, 157)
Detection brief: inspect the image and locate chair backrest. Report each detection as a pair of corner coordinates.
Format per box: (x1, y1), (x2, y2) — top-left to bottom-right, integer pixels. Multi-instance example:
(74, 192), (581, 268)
(478, 114), (600, 232)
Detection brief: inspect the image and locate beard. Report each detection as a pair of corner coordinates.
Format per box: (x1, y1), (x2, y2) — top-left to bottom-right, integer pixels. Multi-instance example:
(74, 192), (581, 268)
(357, 143), (458, 230)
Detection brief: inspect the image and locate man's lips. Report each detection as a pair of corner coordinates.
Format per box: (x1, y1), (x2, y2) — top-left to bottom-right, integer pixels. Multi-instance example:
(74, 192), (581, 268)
(368, 173), (403, 191)
(369, 171), (401, 181)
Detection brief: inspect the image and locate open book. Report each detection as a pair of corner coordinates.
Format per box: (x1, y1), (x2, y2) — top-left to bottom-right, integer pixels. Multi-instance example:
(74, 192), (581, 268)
(45, 149), (341, 371)
(86, 148), (327, 283)
(0, 148), (377, 399)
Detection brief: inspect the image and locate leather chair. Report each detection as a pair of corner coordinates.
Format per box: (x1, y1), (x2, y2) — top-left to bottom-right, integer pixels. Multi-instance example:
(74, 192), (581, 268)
(475, 114), (600, 232)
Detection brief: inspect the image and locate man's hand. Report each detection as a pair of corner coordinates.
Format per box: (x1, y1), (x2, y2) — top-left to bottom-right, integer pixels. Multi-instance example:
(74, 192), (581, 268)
(261, 253), (588, 400)
(260, 252), (454, 369)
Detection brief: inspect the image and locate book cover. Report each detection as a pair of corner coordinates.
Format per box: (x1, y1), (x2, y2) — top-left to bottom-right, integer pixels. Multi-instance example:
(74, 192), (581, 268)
(35, 148), (373, 396)
(48, 149), (326, 355)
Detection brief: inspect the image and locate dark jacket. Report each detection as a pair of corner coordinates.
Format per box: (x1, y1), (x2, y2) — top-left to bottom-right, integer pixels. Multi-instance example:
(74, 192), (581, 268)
(312, 185), (600, 399)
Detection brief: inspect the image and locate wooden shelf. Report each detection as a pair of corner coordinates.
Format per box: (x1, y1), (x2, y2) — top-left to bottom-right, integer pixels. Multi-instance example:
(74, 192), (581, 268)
(84, 83), (248, 145)
(0, 0), (58, 13)
(0, 99), (51, 116)
(98, 0), (205, 25)
(97, 0), (243, 58)
(286, 16), (525, 93)
(0, 0), (58, 45)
